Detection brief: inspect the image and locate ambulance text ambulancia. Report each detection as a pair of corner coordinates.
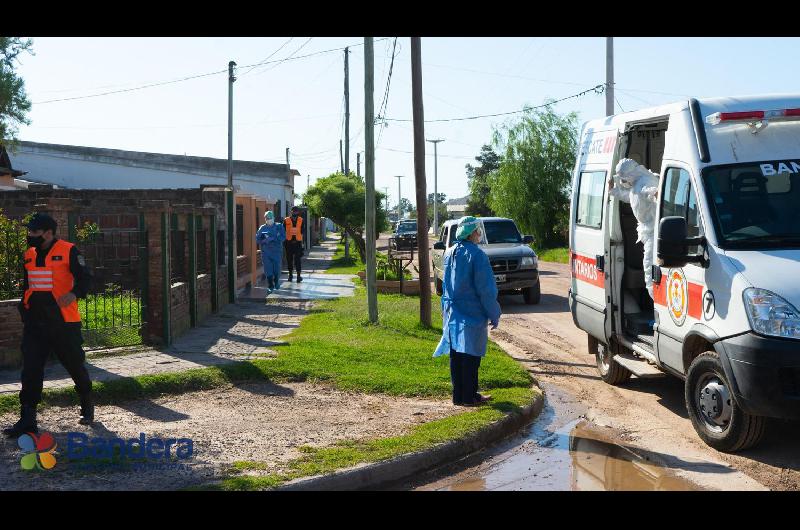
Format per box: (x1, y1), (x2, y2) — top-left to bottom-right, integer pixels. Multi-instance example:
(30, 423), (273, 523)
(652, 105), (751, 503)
(569, 94), (800, 452)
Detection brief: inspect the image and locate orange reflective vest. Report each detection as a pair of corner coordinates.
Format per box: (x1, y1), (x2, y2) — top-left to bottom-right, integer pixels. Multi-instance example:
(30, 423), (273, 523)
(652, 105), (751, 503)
(284, 216), (303, 241)
(23, 239), (81, 323)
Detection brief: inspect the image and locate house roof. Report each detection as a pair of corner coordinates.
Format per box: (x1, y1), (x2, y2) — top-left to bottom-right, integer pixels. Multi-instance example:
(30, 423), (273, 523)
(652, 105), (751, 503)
(0, 145), (27, 177)
(446, 195), (469, 206)
(14, 141), (296, 182)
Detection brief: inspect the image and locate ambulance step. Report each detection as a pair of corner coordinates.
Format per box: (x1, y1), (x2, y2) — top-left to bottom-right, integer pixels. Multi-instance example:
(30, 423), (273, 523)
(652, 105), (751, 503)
(613, 352), (665, 378)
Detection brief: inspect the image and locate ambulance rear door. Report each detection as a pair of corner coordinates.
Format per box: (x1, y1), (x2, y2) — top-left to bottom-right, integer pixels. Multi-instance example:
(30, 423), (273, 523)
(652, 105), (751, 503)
(570, 127), (618, 343)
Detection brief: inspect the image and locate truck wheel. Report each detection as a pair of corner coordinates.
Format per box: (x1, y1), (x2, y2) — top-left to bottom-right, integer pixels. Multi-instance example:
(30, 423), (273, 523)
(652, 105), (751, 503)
(435, 275), (443, 296)
(590, 335), (631, 385)
(522, 280), (541, 305)
(685, 351), (766, 453)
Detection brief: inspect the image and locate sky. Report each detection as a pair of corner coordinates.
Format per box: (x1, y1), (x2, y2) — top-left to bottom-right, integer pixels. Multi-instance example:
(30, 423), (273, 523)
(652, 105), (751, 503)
(13, 37), (800, 208)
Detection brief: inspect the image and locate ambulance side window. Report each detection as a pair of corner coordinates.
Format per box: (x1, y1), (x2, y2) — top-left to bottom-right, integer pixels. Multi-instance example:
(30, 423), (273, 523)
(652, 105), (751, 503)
(575, 170), (606, 229)
(661, 167), (703, 252)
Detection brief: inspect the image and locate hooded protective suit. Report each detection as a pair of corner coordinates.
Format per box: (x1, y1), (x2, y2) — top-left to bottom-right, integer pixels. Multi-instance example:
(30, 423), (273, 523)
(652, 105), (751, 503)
(256, 213), (286, 290)
(433, 222), (501, 359)
(609, 158), (660, 298)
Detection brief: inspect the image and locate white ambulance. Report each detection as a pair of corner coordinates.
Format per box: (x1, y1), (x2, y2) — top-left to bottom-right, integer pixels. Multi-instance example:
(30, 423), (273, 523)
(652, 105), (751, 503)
(569, 95), (800, 452)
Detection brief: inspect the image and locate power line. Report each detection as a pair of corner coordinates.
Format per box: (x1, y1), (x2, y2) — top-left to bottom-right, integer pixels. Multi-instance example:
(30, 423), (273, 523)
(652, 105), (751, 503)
(376, 37), (398, 148)
(378, 146), (473, 160)
(239, 37), (295, 77)
(384, 84), (605, 124)
(32, 38), (389, 105)
(242, 37), (314, 79)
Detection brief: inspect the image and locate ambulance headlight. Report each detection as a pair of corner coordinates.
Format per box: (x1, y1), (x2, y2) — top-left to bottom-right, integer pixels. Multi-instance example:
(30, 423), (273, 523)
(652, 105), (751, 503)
(520, 256), (537, 269)
(743, 288), (800, 339)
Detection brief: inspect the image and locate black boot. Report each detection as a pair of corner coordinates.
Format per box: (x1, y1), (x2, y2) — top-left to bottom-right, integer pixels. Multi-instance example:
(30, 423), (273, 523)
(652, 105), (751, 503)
(79, 395), (94, 426)
(288, 272), (293, 282)
(3, 405), (38, 438)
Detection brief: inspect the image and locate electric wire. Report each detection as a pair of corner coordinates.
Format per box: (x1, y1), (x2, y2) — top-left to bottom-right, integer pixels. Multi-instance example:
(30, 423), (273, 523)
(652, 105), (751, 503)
(383, 84), (605, 123)
(376, 38), (398, 148)
(239, 37), (295, 77)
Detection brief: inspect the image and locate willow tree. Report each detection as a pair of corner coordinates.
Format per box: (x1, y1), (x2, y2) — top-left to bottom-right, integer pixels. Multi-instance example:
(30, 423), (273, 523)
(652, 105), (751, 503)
(489, 105), (578, 248)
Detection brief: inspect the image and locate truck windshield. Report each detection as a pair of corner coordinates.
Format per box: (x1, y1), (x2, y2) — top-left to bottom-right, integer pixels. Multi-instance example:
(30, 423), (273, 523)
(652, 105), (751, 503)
(398, 222), (417, 233)
(703, 161), (800, 248)
(481, 220), (522, 244)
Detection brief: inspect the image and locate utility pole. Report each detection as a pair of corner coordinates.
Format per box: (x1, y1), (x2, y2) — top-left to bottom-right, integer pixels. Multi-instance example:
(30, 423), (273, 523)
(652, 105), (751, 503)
(383, 187), (389, 217)
(364, 38), (378, 323)
(426, 138), (444, 237)
(356, 152), (361, 177)
(286, 147), (290, 168)
(606, 37), (614, 117)
(227, 60), (237, 303)
(411, 37), (432, 327)
(344, 47), (350, 175)
(340, 139), (344, 173)
(394, 175), (404, 222)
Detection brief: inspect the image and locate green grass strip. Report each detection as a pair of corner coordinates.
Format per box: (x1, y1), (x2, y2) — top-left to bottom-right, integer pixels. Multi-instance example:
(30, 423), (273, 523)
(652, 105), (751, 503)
(324, 236), (362, 275)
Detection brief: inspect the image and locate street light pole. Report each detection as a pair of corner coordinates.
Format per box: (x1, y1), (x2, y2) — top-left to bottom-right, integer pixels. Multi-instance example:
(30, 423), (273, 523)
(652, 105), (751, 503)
(227, 60), (237, 303)
(606, 37), (614, 117)
(426, 138), (444, 236)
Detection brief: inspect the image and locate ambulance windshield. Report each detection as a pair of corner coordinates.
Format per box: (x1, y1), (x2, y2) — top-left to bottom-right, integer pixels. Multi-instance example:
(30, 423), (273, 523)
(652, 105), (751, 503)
(703, 160), (800, 248)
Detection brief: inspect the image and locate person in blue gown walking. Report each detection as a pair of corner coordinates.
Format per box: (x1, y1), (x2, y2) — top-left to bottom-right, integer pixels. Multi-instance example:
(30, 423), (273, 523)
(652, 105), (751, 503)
(256, 210), (286, 294)
(434, 216), (501, 406)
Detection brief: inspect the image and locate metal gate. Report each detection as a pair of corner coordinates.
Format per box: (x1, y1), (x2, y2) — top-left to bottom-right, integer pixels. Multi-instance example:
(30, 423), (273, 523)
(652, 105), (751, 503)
(77, 230), (148, 350)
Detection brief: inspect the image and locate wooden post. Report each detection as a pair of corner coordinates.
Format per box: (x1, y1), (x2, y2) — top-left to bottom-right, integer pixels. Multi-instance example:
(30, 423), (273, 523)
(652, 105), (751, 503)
(410, 37), (432, 327)
(364, 37), (378, 323)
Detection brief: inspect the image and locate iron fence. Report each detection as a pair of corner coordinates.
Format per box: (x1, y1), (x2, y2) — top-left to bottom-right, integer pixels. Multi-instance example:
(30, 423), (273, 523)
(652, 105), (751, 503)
(76, 230), (148, 350)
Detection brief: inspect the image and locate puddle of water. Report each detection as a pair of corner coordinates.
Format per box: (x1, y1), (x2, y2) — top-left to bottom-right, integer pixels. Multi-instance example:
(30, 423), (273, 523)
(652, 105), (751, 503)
(420, 384), (698, 491)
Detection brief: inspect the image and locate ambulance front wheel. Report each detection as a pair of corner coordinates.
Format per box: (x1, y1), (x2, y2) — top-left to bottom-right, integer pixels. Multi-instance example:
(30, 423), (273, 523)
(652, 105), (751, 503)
(685, 351), (766, 453)
(590, 335), (631, 385)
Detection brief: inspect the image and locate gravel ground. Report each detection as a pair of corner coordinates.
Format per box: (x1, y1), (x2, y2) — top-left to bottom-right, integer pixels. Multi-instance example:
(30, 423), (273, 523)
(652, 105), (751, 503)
(0, 382), (457, 490)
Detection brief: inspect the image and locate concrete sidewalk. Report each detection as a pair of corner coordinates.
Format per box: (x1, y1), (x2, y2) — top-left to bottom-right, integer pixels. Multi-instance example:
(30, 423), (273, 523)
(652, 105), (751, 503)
(0, 238), (355, 395)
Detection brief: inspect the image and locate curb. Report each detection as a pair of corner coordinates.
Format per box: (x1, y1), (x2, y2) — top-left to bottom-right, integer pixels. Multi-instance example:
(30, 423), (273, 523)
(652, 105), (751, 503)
(275, 387), (545, 491)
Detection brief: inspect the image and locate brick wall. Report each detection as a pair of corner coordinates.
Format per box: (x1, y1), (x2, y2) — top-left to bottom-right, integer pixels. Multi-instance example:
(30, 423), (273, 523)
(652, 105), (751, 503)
(0, 300), (23, 369)
(170, 282), (191, 340)
(197, 273), (212, 322)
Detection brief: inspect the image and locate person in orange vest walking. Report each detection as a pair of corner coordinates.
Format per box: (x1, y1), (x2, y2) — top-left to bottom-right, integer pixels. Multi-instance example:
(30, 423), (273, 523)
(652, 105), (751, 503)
(3, 213), (94, 438)
(283, 206), (304, 283)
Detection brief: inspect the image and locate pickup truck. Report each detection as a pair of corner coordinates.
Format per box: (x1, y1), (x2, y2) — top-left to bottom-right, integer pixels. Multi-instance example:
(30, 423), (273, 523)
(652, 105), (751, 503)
(432, 217), (540, 304)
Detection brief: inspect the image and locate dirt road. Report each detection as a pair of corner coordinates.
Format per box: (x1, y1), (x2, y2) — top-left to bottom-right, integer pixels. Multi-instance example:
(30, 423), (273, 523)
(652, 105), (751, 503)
(409, 261), (800, 491)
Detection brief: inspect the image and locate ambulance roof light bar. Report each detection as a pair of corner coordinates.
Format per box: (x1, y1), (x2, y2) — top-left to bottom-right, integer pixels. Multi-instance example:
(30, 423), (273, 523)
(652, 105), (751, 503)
(706, 108), (800, 125)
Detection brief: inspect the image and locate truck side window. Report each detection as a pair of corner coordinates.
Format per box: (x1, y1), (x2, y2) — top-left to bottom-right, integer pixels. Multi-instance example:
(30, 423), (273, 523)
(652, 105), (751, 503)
(575, 170), (606, 229)
(661, 167), (703, 252)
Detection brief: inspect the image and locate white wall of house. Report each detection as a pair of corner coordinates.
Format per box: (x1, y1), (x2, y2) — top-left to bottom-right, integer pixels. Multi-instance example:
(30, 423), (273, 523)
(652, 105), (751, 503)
(9, 142), (295, 208)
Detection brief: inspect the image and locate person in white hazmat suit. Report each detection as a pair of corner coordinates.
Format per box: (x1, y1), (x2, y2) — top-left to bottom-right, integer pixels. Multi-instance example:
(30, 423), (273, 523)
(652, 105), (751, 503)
(608, 158), (660, 299)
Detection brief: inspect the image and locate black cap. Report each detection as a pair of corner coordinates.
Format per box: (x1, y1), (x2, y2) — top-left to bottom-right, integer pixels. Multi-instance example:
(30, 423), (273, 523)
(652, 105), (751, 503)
(26, 213), (58, 233)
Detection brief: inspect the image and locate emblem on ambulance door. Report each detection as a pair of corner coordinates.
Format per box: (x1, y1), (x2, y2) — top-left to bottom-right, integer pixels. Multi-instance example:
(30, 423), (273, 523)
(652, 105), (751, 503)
(666, 268), (688, 326)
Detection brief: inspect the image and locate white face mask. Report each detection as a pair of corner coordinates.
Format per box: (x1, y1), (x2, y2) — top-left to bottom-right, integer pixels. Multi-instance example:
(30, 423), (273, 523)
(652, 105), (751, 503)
(265, 218), (274, 226)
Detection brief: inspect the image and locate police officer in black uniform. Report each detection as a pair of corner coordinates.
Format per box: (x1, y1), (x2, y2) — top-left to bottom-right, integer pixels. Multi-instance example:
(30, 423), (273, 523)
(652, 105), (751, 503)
(3, 213), (94, 438)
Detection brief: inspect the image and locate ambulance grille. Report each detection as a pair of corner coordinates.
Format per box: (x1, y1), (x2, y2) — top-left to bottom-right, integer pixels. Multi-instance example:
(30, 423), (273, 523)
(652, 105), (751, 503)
(490, 259), (519, 273)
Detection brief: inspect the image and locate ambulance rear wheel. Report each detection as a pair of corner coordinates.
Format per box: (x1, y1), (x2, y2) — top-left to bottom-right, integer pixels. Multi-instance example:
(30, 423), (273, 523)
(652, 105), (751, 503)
(685, 351), (766, 453)
(590, 335), (631, 385)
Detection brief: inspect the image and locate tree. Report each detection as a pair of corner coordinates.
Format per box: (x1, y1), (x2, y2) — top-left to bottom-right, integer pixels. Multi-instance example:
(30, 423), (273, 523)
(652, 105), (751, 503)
(465, 144), (500, 217)
(488, 105), (578, 248)
(426, 192), (448, 226)
(0, 38), (33, 145)
(304, 172), (387, 263)
(396, 198), (416, 219)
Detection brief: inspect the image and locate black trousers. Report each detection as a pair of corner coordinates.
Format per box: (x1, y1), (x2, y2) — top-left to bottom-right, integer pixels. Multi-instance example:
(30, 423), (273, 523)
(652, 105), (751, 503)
(19, 321), (92, 407)
(284, 240), (303, 277)
(450, 349), (482, 405)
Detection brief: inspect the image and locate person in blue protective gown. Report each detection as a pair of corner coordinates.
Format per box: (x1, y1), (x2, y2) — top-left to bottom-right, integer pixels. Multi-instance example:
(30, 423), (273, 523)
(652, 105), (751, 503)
(256, 210), (286, 294)
(433, 216), (501, 406)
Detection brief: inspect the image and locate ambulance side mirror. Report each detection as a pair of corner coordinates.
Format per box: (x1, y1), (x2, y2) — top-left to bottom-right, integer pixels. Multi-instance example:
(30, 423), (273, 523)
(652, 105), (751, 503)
(433, 241), (446, 251)
(657, 216), (707, 268)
